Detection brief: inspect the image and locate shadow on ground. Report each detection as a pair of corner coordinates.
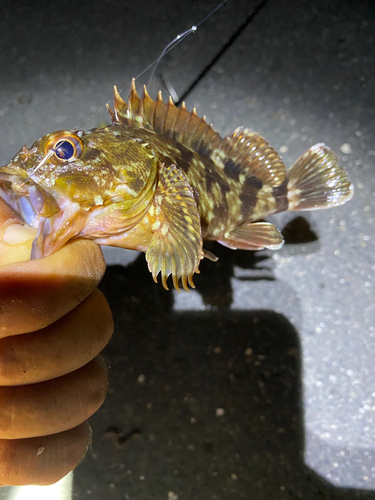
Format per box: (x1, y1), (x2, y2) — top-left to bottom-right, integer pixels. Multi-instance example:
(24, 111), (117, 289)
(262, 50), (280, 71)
(72, 228), (375, 500)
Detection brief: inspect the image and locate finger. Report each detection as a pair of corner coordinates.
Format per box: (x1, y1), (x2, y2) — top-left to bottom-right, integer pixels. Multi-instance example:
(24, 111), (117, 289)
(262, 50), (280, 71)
(0, 197), (36, 266)
(0, 356), (108, 439)
(0, 289), (113, 385)
(0, 238), (106, 336)
(0, 421), (90, 486)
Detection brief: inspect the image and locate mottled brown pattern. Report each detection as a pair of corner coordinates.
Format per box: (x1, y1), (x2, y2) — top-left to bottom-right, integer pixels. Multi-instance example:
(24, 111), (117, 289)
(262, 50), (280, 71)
(272, 181), (289, 213)
(239, 190), (258, 222)
(106, 125), (245, 240)
(79, 148), (102, 163)
(244, 175), (263, 191)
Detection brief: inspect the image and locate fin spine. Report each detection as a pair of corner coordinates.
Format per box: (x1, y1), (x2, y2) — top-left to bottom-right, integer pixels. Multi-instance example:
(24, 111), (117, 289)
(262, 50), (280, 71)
(108, 81), (293, 189)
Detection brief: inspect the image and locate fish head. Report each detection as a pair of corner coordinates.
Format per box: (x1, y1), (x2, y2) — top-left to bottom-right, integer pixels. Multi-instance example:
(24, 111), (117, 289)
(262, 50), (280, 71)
(0, 126), (157, 257)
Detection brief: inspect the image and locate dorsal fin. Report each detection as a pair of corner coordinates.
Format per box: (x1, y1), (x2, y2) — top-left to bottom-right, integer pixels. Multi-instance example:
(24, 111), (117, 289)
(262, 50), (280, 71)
(215, 128), (286, 187)
(107, 80), (223, 151)
(107, 80), (286, 187)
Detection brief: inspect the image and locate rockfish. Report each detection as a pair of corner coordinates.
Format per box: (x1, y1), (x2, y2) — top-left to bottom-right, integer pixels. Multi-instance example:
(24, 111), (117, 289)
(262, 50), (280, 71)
(0, 81), (353, 291)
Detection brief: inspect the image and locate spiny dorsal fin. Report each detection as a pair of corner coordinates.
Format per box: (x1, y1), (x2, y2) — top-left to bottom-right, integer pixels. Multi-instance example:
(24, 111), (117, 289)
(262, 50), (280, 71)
(107, 81), (286, 187)
(107, 85), (128, 124)
(107, 79), (223, 152)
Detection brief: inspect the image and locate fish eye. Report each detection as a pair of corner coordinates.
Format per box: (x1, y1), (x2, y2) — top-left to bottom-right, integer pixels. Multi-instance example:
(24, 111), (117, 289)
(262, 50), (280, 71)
(54, 139), (75, 159)
(45, 133), (83, 161)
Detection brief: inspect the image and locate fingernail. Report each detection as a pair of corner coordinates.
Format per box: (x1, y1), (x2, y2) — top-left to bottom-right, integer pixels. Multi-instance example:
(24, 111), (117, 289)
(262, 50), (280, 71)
(3, 224), (36, 245)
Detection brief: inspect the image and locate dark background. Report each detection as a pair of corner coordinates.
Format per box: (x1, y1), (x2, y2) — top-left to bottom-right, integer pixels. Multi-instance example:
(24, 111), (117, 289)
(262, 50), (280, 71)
(0, 0), (374, 498)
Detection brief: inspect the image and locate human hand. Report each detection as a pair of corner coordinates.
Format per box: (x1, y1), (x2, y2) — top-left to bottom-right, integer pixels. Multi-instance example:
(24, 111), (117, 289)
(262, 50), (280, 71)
(0, 197), (113, 486)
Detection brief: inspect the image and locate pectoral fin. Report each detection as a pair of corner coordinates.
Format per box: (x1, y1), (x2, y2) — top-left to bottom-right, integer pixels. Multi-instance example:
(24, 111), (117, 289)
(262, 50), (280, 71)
(219, 222), (284, 251)
(146, 164), (203, 292)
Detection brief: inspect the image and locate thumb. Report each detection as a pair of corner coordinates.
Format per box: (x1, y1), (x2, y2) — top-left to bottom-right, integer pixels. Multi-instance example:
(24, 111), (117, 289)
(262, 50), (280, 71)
(0, 198), (107, 335)
(0, 198), (36, 266)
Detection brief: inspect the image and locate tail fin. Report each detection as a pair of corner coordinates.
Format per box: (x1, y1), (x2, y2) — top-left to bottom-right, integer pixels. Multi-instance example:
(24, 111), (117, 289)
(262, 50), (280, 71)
(287, 143), (354, 211)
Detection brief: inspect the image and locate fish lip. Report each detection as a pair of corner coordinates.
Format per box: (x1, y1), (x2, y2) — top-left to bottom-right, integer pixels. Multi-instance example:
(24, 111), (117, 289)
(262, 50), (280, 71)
(0, 159), (30, 177)
(0, 179), (37, 226)
(0, 170), (38, 199)
(0, 170), (28, 184)
(0, 169), (61, 227)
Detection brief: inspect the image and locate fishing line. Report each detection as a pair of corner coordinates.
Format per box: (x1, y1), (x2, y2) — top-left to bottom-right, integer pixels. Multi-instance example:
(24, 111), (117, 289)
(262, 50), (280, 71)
(146, 26), (197, 90)
(21, 150), (55, 185)
(146, 0), (230, 89)
(176, 0), (269, 106)
(75, 0), (229, 132)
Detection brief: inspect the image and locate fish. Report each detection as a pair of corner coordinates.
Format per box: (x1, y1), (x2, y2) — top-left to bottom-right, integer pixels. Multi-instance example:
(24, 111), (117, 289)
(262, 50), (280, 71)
(0, 80), (354, 291)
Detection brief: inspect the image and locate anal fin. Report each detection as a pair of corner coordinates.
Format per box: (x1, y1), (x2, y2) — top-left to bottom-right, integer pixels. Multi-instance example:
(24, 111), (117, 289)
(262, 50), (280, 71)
(146, 164), (203, 292)
(219, 222), (284, 251)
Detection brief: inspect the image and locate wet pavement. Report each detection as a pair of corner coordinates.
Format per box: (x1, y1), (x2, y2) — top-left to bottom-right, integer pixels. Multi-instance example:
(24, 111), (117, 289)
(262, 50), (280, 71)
(0, 0), (374, 498)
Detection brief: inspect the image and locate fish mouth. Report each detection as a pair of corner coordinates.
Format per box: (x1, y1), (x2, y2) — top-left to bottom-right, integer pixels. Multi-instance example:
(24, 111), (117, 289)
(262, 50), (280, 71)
(0, 170), (60, 228)
(0, 170), (81, 259)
